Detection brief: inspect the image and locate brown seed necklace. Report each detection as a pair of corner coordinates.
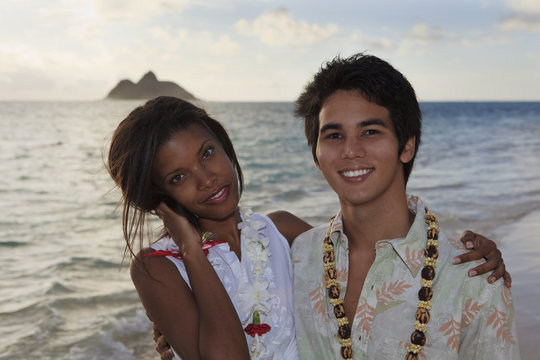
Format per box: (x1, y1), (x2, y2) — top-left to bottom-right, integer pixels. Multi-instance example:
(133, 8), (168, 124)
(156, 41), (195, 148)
(322, 207), (439, 360)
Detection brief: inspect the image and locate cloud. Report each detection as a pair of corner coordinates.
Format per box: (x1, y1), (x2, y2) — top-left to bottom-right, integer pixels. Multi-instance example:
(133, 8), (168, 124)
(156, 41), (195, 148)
(0, 39), (117, 100)
(351, 34), (396, 51)
(37, 0), (193, 39)
(504, 0), (540, 13)
(235, 7), (339, 46)
(407, 23), (456, 45)
(85, 0), (192, 21)
(500, 13), (540, 31)
(0, 44), (37, 70)
(0, 68), (57, 98)
(500, 0), (540, 31)
(149, 27), (240, 55)
(209, 34), (241, 54)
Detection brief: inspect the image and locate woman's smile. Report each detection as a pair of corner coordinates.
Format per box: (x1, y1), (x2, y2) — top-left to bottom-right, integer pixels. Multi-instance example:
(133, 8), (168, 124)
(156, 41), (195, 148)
(152, 124), (240, 220)
(203, 185), (230, 205)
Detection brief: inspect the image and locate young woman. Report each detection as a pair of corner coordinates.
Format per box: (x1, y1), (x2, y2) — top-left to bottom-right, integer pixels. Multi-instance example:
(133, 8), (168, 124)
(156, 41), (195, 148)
(107, 96), (508, 360)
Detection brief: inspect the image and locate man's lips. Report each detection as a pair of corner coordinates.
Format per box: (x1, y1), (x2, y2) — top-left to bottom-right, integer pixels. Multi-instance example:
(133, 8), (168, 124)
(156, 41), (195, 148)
(338, 167), (374, 180)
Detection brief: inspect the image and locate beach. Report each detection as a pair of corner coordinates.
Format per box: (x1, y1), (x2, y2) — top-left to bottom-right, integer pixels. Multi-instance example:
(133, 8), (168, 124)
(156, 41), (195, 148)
(0, 100), (538, 359)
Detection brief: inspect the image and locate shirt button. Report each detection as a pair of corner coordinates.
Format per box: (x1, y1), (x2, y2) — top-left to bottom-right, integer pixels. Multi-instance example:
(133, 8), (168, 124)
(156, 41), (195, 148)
(371, 284), (374, 290)
(359, 336), (362, 341)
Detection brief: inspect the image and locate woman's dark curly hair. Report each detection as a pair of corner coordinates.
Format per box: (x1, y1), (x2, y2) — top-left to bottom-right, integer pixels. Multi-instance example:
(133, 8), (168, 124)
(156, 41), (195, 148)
(107, 96), (243, 261)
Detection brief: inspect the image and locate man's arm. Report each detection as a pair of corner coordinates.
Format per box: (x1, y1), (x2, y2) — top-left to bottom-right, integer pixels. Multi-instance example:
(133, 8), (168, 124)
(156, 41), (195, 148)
(458, 277), (520, 359)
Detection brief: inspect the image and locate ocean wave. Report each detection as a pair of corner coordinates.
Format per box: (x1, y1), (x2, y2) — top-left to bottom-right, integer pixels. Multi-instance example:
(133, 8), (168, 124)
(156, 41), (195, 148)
(0, 303), (65, 358)
(0, 240), (26, 247)
(55, 257), (120, 272)
(48, 288), (137, 310)
(275, 189), (309, 201)
(408, 181), (465, 192)
(45, 281), (74, 296)
(64, 308), (153, 360)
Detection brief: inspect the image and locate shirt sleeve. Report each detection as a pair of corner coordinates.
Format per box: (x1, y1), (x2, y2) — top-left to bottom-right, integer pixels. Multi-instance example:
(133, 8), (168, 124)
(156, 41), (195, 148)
(458, 277), (521, 359)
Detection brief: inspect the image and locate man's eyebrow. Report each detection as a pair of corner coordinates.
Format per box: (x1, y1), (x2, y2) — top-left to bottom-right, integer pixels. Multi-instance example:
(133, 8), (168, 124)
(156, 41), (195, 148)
(358, 118), (387, 127)
(319, 123), (342, 133)
(319, 118), (388, 133)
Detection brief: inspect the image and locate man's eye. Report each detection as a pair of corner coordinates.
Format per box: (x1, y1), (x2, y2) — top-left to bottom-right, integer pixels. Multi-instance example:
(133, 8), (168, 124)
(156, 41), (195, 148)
(326, 133), (342, 139)
(364, 129), (379, 135)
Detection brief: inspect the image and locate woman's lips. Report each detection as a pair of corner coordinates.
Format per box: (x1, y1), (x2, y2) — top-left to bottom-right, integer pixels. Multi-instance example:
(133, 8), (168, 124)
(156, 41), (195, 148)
(204, 186), (229, 204)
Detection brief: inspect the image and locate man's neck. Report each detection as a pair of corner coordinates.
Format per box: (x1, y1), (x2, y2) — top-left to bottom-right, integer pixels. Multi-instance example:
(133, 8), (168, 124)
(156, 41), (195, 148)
(340, 192), (413, 253)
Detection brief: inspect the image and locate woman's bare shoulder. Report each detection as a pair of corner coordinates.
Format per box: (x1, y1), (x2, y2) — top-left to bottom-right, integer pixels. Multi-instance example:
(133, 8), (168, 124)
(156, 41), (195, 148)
(267, 210), (312, 246)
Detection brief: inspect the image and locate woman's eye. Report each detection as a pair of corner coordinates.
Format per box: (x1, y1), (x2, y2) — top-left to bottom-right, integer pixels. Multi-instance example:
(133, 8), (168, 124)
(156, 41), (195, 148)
(170, 174), (185, 184)
(202, 147), (214, 159)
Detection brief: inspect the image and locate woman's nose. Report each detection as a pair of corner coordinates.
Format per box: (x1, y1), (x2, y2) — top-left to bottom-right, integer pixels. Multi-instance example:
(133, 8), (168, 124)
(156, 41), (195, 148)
(196, 166), (217, 190)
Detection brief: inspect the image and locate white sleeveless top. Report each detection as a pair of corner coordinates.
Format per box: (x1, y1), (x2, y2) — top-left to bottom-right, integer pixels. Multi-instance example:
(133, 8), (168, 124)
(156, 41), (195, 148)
(151, 209), (299, 360)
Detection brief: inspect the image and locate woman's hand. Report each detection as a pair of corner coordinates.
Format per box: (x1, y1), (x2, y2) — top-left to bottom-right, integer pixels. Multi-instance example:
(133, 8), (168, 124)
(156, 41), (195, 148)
(150, 203), (250, 359)
(155, 203), (201, 255)
(454, 230), (511, 288)
(153, 322), (174, 360)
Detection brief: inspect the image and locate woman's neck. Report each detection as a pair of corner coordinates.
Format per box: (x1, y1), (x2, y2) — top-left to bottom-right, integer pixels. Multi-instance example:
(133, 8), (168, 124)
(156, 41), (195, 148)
(199, 207), (243, 257)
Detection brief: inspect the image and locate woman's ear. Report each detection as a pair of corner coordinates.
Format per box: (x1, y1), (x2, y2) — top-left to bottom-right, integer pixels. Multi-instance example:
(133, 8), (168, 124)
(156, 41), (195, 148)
(400, 136), (416, 164)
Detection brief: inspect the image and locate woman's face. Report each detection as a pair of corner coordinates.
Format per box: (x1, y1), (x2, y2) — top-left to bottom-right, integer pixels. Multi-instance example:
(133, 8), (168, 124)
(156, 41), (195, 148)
(152, 124), (240, 222)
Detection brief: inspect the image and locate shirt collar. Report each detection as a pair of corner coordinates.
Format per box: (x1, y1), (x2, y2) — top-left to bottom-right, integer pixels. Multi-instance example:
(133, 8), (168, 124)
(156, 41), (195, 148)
(328, 210), (345, 244)
(385, 197), (428, 277)
(328, 195), (428, 277)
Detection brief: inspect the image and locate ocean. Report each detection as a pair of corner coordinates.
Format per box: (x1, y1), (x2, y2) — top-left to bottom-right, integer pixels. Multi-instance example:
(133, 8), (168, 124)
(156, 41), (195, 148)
(1, 100), (539, 359)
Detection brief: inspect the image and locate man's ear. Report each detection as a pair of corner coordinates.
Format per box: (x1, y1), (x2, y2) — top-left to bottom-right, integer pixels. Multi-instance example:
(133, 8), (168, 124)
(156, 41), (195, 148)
(400, 136), (416, 164)
(313, 148), (320, 170)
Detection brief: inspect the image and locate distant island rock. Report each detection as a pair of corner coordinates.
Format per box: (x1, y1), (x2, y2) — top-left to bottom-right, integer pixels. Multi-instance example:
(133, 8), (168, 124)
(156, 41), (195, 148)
(106, 71), (196, 100)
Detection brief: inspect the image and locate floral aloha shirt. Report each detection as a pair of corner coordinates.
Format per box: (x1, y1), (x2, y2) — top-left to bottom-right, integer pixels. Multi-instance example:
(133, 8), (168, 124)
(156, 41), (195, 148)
(291, 196), (520, 359)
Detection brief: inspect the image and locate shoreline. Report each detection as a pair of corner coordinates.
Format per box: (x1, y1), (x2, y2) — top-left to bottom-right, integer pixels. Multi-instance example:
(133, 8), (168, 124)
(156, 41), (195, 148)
(495, 209), (540, 360)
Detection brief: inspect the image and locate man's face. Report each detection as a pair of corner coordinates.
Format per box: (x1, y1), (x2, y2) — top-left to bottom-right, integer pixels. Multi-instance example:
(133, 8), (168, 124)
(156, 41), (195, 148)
(315, 90), (415, 208)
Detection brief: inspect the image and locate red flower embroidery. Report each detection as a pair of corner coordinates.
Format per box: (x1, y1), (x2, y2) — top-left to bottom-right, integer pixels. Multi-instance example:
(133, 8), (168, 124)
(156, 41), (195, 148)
(244, 323), (271, 337)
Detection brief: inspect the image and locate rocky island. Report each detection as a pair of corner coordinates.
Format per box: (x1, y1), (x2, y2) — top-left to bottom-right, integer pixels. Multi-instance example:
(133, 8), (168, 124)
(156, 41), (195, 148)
(106, 71), (196, 100)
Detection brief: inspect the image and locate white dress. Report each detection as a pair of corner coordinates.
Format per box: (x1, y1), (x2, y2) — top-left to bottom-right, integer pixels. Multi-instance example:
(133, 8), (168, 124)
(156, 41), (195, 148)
(150, 208), (299, 360)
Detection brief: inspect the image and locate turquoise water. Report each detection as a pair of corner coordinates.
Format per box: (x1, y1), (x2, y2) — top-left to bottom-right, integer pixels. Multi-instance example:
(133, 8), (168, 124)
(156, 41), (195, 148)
(1, 100), (539, 359)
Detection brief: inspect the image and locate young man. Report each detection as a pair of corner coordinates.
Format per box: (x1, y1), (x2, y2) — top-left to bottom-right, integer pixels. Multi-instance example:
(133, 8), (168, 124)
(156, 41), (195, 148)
(292, 54), (519, 359)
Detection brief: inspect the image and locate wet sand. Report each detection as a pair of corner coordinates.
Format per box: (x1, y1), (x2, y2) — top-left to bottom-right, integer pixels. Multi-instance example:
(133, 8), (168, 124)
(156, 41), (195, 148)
(497, 210), (540, 360)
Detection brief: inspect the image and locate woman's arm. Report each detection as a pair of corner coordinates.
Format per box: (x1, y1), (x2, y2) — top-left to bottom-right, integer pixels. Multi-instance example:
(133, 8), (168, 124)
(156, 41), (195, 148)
(454, 230), (511, 287)
(151, 222), (511, 359)
(131, 248), (249, 360)
(131, 252), (199, 358)
(149, 209), (310, 359)
(268, 211), (511, 287)
(132, 204), (250, 360)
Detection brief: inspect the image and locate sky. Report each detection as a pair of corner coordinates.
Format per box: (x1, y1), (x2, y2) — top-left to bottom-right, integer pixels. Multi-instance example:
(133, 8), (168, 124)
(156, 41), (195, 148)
(0, 0), (539, 101)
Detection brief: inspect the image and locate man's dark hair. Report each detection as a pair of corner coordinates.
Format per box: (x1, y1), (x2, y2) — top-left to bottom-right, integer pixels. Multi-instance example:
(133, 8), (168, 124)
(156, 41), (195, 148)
(295, 53), (422, 184)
